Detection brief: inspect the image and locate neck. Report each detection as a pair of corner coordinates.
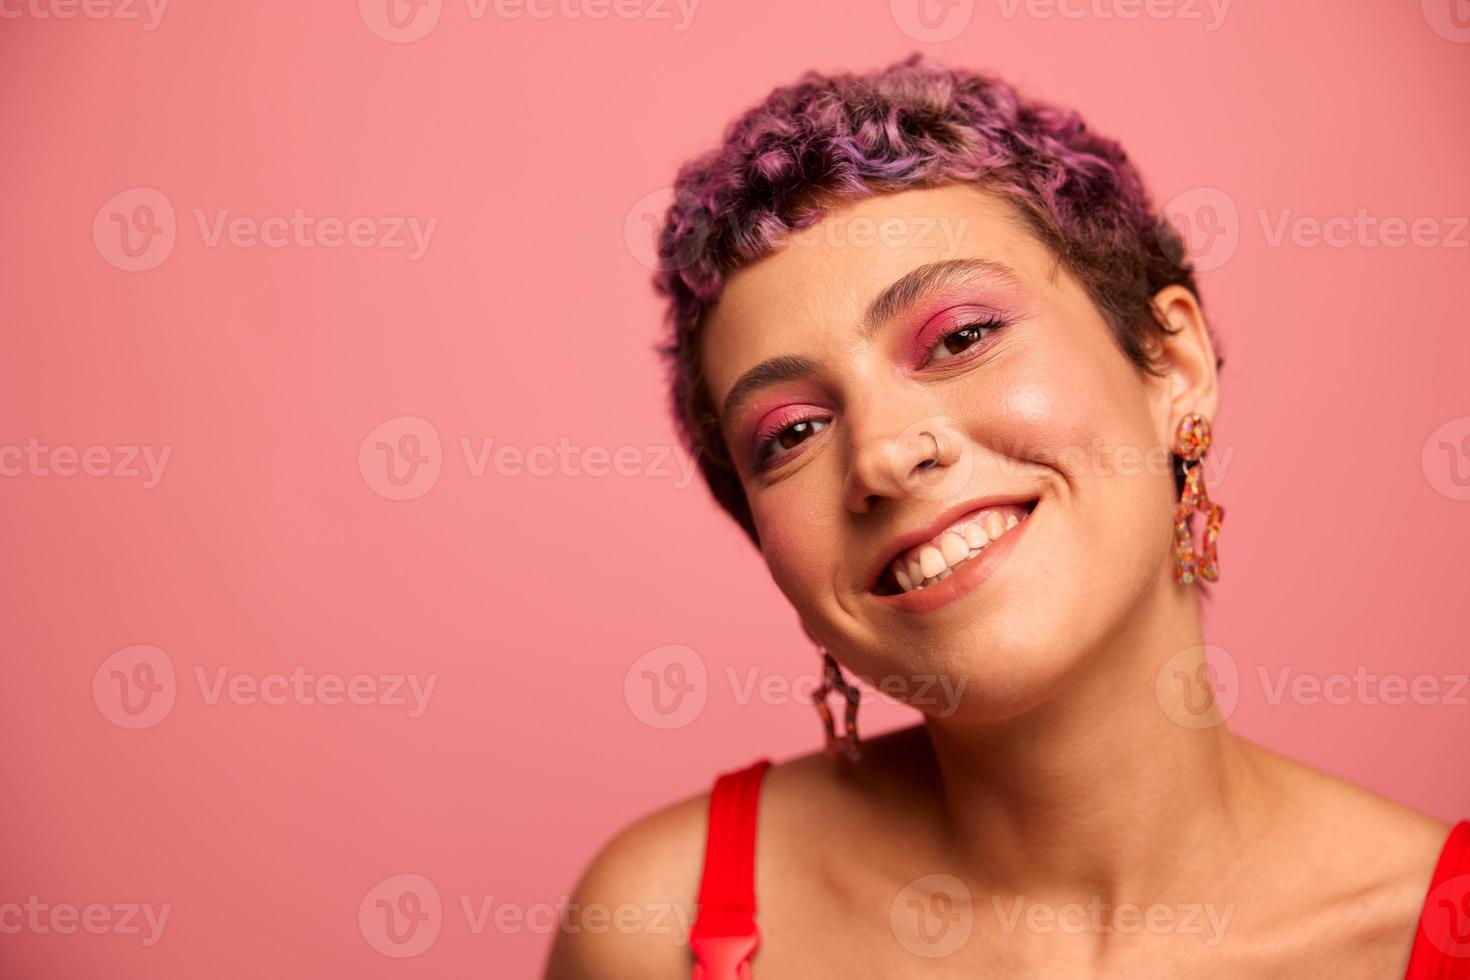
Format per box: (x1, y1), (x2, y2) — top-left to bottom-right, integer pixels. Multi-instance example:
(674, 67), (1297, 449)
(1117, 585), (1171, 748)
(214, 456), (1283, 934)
(919, 566), (1269, 902)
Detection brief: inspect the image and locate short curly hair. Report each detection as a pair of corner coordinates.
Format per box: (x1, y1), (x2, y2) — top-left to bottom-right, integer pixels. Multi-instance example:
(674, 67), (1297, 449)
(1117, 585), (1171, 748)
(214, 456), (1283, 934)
(652, 53), (1215, 547)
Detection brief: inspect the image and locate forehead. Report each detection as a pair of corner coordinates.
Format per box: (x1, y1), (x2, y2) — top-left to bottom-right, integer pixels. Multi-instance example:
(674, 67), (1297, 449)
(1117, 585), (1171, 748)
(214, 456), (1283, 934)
(700, 184), (1057, 404)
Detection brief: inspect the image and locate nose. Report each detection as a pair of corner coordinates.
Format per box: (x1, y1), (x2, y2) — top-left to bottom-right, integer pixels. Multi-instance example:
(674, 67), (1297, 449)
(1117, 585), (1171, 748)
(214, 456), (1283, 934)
(842, 412), (968, 514)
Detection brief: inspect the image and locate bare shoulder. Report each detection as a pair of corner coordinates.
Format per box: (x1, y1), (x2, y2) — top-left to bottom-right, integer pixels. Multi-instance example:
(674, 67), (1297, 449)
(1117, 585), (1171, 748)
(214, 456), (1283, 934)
(542, 738), (925, 980)
(1235, 737), (1455, 973)
(542, 783), (710, 980)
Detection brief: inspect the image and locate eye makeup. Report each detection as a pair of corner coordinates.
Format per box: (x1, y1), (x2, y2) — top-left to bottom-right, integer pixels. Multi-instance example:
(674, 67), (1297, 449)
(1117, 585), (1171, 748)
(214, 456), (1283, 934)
(736, 286), (1031, 474)
(750, 403), (833, 471)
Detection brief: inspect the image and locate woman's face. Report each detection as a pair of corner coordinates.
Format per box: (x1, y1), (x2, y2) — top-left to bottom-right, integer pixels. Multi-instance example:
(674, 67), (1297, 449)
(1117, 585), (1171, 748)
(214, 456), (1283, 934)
(701, 184), (1215, 721)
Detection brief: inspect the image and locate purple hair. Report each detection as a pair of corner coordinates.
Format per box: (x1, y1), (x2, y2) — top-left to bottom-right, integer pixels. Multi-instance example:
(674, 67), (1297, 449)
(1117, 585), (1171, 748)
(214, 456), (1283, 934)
(653, 53), (1216, 546)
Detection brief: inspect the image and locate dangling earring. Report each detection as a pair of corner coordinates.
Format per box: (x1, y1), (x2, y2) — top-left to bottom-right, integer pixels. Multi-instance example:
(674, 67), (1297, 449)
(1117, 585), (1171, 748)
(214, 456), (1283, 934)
(1172, 412), (1224, 584)
(810, 649), (861, 761)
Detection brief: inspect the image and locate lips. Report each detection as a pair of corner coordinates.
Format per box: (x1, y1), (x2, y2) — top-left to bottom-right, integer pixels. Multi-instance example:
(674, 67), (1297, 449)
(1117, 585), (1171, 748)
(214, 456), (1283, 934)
(867, 496), (1039, 596)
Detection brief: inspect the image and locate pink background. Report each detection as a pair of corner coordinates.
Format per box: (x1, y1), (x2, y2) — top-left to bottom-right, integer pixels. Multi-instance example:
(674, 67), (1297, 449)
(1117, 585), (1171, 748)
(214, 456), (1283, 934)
(3, 1), (1468, 976)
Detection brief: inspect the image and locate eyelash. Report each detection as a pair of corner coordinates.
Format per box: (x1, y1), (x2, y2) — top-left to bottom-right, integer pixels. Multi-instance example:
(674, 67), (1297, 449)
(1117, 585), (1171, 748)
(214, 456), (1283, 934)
(750, 315), (1010, 470)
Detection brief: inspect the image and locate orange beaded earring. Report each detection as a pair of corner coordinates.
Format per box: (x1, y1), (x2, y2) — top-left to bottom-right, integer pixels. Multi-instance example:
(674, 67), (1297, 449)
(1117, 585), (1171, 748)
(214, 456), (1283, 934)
(810, 650), (861, 762)
(1172, 412), (1224, 585)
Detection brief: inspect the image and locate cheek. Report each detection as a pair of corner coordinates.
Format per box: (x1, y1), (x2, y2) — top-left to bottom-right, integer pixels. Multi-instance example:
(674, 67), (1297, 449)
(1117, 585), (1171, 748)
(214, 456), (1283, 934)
(979, 338), (1155, 479)
(750, 489), (837, 606)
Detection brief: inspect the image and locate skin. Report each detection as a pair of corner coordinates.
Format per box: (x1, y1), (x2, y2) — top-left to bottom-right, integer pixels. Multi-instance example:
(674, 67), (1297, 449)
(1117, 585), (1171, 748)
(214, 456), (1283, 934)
(546, 185), (1452, 978)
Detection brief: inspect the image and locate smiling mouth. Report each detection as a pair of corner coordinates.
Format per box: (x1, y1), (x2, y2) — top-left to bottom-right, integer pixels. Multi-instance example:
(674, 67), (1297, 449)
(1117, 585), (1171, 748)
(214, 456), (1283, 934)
(872, 499), (1038, 596)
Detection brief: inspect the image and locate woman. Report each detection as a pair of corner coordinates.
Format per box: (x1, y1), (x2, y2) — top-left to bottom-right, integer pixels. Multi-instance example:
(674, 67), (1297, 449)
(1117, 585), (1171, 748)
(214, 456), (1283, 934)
(547, 54), (1468, 978)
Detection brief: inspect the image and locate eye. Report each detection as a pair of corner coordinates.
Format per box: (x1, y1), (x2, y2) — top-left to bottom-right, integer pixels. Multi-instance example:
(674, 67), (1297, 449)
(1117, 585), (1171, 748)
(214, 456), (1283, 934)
(925, 316), (1007, 365)
(755, 416), (830, 469)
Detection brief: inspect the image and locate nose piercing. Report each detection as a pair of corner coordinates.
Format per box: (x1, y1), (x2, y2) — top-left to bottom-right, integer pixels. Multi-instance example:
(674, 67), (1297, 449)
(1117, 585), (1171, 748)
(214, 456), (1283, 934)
(917, 430), (940, 468)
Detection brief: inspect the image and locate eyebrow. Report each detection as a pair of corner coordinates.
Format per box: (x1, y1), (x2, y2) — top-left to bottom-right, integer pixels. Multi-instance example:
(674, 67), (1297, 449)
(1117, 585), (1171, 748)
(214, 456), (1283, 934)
(718, 257), (1023, 423)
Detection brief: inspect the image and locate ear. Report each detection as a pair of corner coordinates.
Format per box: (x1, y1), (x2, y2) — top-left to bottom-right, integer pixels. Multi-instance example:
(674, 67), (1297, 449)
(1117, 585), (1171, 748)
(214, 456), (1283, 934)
(1145, 285), (1220, 444)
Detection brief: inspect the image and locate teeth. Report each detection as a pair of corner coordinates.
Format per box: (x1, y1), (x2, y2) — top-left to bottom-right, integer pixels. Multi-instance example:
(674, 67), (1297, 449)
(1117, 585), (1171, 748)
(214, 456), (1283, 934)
(963, 523), (989, 550)
(938, 532), (969, 565)
(885, 505), (1032, 594)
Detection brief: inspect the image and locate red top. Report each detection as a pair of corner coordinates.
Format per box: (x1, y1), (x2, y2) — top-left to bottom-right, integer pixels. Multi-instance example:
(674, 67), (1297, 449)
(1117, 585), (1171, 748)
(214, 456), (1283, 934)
(689, 759), (1470, 979)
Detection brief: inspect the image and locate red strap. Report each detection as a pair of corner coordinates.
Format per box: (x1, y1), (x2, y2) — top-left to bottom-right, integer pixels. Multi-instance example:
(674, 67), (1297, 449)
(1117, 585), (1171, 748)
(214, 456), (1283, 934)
(1405, 820), (1470, 979)
(689, 759), (771, 980)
